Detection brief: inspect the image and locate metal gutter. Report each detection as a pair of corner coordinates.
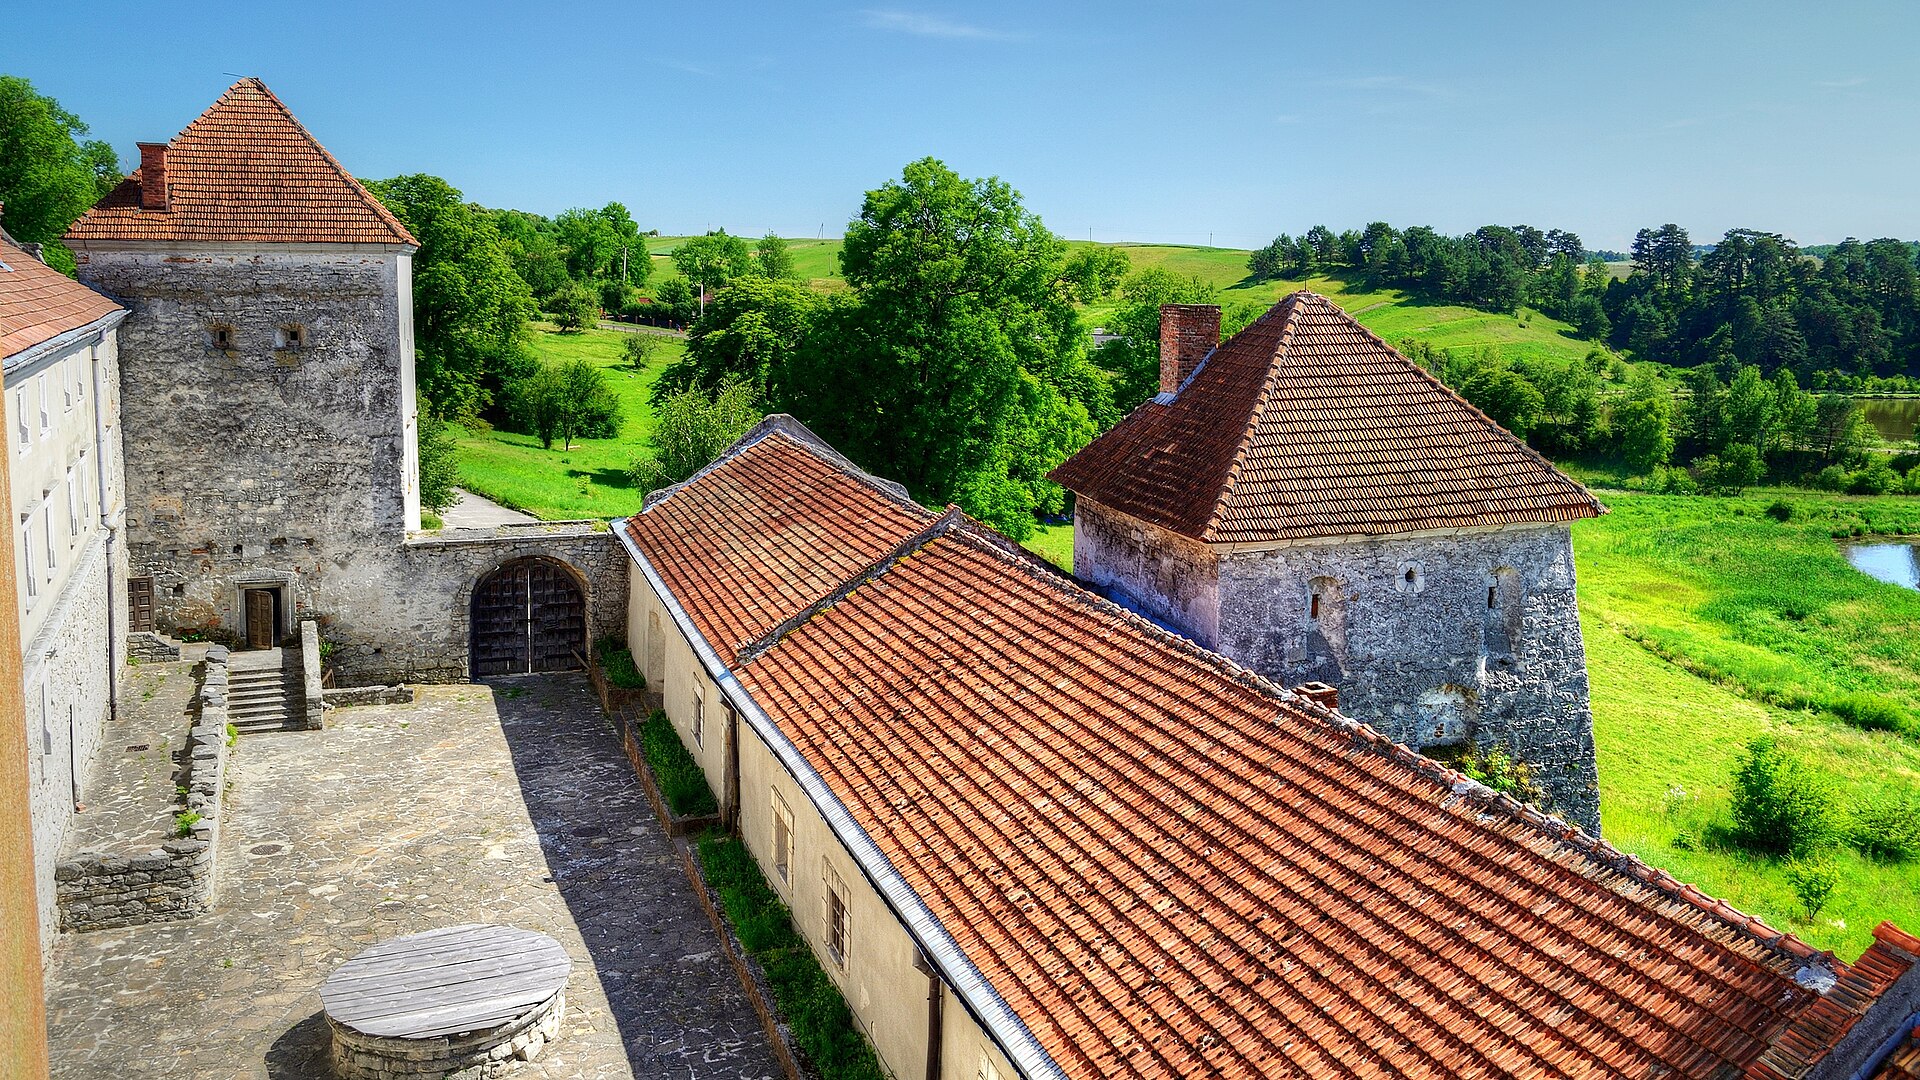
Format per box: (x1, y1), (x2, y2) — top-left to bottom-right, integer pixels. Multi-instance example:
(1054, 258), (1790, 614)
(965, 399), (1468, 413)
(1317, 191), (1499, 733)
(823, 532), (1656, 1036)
(613, 519), (1068, 1080)
(3, 309), (127, 380)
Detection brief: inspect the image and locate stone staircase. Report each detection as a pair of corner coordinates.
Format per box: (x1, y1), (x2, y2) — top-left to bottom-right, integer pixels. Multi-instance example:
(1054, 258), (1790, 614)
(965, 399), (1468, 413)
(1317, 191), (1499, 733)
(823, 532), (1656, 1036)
(226, 648), (308, 733)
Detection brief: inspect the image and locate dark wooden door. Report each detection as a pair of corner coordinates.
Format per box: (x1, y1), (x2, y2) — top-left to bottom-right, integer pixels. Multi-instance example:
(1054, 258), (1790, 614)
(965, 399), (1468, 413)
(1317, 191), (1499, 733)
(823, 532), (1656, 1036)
(245, 589), (274, 649)
(128, 577), (154, 633)
(470, 559), (584, 677)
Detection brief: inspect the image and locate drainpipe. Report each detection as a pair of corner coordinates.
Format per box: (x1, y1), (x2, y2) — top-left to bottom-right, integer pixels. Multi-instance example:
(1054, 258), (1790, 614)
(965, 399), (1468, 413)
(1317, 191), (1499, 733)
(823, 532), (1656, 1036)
(723, 703), (741, 834)
(915, 946), (944, 1080)
(89, 343), (119, 732)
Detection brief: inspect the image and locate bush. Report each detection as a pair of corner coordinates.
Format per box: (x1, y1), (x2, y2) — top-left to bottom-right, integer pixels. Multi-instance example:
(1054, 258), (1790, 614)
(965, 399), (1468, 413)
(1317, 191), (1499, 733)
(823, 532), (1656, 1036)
(1814, 464), (1851, 491)
(1849, 790), (1920, 861)
(1849, 461), (1901, 495)
(1764, 499), (1795, 522)
(1448, 744), (1545, 806)
(1827, 690), (1912, 735)
(549, 280), (598, 332)
(639, 709), (717, 817)
(1784, 855), (1839, 922)
(620, 333), (659, 369)
(1653, 465), (1699, 495)
(594, 636), (646, 689)
(1728, 735), (1842, 857)
(417, 414), (460, 514)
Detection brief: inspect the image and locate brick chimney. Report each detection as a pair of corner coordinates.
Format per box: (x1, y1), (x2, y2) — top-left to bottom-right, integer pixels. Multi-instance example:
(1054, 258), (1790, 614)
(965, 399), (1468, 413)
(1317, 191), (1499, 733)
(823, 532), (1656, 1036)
(137, 142), (170, 211)
(1159, 303), (1220, 395)
(1294, 682), (1338, 711)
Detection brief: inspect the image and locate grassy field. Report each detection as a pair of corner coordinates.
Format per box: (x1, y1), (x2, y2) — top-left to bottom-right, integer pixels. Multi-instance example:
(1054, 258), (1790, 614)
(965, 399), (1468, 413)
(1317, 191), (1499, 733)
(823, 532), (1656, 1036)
(452, 324), (680, 520)
(1018, 490), (1920, 958)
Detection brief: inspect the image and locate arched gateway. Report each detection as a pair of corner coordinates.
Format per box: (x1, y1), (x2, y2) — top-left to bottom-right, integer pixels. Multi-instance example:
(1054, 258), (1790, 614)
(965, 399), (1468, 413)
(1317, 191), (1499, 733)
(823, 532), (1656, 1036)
(469, 557), (587, 677)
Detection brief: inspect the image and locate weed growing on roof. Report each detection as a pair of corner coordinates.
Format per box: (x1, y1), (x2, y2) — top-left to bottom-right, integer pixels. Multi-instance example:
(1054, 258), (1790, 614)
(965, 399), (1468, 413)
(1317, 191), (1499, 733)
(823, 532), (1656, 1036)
(1440, 744), (1545, 807)
(1729, 736), (1842, 858)
(594, 637), (646, 690)
(640, 710), (716, 817)
(695, 832), (886, 1080)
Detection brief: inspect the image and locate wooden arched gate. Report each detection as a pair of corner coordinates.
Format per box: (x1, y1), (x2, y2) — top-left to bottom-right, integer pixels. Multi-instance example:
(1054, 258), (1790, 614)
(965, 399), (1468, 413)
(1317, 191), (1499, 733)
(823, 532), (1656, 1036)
(469, 558), (586, 677)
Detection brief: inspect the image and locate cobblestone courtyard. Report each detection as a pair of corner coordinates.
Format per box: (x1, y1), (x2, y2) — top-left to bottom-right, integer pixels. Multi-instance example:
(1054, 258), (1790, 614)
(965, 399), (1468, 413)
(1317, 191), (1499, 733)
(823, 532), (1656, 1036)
(43, 675), (781, 1079)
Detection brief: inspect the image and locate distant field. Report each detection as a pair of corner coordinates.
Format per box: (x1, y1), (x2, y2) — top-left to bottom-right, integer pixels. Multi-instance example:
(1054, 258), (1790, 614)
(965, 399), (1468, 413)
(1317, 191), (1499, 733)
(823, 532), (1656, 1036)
(452, 324), (679, 520)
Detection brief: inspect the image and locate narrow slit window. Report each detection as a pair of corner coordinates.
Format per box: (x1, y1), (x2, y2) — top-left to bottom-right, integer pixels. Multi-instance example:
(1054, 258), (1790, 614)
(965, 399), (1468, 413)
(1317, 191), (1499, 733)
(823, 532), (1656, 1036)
(692, 688), (705, 747)
(771, 792), (793, 882)
(37, 374), (49, 433)
(210, 325), (234, 349)
(275, 324), (307, 349)
(15, 389), (28, 447)
(22, 515), (38, 602)
(1309, 593), (1321, 620)
(1487, 585), (1498, 610)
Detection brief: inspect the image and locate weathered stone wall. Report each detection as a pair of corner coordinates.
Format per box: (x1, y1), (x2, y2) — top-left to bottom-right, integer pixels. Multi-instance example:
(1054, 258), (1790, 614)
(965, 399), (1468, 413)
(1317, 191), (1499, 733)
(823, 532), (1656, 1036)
(76, 245), (413, 644)
(56, 646), (229, 931)
(1213, 523), (1599, 830)
(23, 536), (117, 953)
(1072, 498), (1221, 645)
(128, 631), (180, 663)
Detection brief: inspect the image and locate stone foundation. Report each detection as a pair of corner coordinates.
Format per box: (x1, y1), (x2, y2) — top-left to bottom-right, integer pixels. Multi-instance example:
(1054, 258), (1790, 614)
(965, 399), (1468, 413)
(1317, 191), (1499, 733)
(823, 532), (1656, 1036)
(55, 646), (230, 931)
(328, 990), (565, 1079)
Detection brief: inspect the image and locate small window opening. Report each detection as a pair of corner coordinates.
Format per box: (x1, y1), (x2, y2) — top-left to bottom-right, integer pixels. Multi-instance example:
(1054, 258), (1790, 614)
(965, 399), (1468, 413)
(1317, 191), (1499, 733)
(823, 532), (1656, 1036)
(1309, 593), (1321, 620)
(1487, 585), (1498, 610)
(825, 883), (848, 966)
(275, 324), (307, 349)
(772, 793), (793, 882)
(1405, 568), (1416, 584)
(692, 689), (705, 747)
(210, 325), (234, 350)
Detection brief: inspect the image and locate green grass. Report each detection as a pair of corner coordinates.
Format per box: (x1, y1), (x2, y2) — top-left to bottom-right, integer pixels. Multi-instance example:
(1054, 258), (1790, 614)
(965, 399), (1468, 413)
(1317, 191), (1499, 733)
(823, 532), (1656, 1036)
(453, 324), (680, 520)
(595, 636), (646, 690)
(696, 832), (887, 1080)
(639, 709), (717, 817)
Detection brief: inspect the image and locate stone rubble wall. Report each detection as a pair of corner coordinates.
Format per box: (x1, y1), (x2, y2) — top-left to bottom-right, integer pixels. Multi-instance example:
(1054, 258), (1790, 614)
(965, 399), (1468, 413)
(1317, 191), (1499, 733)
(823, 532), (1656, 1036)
(322, 686), (415, 708)
(328, 989), (565, 1079)
(55, 645), (231, 931)
(129, 630), (182, 663)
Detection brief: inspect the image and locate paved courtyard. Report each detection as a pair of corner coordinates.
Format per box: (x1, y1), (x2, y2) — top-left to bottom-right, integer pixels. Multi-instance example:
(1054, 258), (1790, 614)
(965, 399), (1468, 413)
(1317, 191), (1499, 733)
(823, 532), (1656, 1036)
(44, 674), (781, 1080)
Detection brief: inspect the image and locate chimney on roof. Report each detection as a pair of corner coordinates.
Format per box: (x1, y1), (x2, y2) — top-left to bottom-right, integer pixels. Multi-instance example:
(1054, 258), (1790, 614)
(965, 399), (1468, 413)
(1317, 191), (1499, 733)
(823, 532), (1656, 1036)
(137, 142), (170, 211)
(1294, 682), (1338, 711)
(1159, 303), (1220, 396)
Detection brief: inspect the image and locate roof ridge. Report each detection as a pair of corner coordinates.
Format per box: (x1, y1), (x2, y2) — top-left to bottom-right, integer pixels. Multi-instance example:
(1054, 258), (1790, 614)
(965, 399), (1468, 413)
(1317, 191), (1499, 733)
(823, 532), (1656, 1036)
(640, 414), (926, 518)
(735, 505), (966, 667)
(929, 519), (1829, 973)
(211, 79), (416, 247)
(1199, 290), (1307, 540)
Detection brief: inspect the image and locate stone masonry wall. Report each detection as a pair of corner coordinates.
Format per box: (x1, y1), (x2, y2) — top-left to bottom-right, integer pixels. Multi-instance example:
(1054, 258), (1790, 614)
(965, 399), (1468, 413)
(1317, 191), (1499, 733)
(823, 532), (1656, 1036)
(1213, 523), (1599, 830)
(77, 246), (410, 644)
(1073, 498), (1221, 645)
(56, 646), (230, 931)
(23, 536), (117, 955)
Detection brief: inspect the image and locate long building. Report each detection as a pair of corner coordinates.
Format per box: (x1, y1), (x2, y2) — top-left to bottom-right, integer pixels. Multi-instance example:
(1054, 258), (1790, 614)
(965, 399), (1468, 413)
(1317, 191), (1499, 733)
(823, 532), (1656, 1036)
(620, 414), (1920, 1080)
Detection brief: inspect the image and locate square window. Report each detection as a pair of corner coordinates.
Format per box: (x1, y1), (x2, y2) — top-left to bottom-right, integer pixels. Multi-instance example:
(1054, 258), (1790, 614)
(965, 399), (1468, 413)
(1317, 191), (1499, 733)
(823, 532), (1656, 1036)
(275, 324), (307, 349)
(771, 791), (793, 883)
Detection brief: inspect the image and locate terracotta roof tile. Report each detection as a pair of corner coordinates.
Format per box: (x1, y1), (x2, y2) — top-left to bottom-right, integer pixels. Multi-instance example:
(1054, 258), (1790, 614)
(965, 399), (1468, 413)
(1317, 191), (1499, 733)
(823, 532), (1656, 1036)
(627, 431), (1909, 1080)
(64, 78), (415, 248)
(0, 238), (121, 359)
(1049, 292), (1603, 543)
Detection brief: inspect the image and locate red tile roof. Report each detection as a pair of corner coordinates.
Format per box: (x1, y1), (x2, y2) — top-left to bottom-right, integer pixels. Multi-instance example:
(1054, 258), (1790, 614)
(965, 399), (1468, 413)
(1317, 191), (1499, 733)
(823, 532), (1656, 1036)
(0, 238), (121, 360)
(627, 427), (1911, 1080)
(1049, 291), (1603, 544)
(1871, 1022), (1920, 1080)
(64, 78), (415, 248)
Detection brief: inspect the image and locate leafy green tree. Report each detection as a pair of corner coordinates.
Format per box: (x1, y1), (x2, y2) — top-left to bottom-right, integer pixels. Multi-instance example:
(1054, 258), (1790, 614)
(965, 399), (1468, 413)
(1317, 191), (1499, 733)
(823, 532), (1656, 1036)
(1093, 269), (1216, 414)
(1459, 358), (1545, 438)
(367, 175), (536, 421)
(631, 381), (763, 488)
(555, 202), (649, 289)
(672, 230), (753, 300)
(1730, 735), (1842, 857)
(0, 76), (120, 274)
(664, 278), (821, 396)
(1811, 394), (1871, 464)
(512, 358), (619, 449)
(621, 333), (659, 370)
(549, 280), (598, 332)
(1694, 443), (1762, 495)
(652, 278), (696, 325)
(416, 415), (460, 514)
(753, 233), (795, 280)
(1612, 369), (1675, 474)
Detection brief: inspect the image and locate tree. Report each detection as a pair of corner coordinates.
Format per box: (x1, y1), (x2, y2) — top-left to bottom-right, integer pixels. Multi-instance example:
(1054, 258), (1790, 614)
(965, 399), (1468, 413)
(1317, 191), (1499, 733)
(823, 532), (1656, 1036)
(555, 202), (649, 290)
(512, 358), (619, 449)
(549, 280), (598, 332)
(367, 175), (536, 421)
(1612, 369), (1675, 474)
(672, 230), (754, 304)
(416, 415), (460, 514)
(1730, 735), (1841, 857)
(621, 333), (659, 369)
(631, 381), (763, 488)
(0, 76), (121, 274)
(753, 233), (795, 280)
(652, 278), (696, 325)
(662, 278), (821, 396)
(1460, 361), (1545, 438)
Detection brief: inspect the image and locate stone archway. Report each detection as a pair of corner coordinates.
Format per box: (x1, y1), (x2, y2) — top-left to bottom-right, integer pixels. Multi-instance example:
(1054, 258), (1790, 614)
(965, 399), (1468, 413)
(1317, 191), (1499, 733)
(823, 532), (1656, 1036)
(469, 557), (586, 677)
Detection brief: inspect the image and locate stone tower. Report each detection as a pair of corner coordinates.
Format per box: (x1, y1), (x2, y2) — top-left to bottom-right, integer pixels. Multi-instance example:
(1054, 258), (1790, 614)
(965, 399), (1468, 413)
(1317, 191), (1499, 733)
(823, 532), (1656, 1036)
(1050, 292), (1606, 829)
(65, 78), (422, 651)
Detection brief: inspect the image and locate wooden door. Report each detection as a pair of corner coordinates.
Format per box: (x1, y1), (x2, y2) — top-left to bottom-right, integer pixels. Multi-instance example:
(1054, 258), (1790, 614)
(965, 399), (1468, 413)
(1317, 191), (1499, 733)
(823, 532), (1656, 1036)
(469, 559), (584, 677)
(128, 577), (154, 633)
(470, 563), (531, 677)
(528, 561), (585, 672)
(245, 589), (274, 649)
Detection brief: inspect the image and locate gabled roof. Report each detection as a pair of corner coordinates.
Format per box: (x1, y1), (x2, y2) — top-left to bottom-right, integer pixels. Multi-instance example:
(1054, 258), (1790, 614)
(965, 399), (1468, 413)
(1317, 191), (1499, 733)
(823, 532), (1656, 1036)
(0, 237), (121, 361)
(625, 425), (1910, 1080)
(65, 78), (415, 248)
(1049, 291), (1603, 544)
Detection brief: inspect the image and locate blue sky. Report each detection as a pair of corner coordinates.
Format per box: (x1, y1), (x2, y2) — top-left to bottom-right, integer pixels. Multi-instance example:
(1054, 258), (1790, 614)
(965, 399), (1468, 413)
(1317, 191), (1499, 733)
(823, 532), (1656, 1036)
(7, 1), (1917, 251)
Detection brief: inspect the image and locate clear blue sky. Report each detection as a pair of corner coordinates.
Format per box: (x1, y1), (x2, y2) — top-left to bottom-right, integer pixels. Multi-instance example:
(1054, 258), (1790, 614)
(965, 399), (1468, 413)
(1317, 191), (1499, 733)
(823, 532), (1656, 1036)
(7, 1), (1917, 251)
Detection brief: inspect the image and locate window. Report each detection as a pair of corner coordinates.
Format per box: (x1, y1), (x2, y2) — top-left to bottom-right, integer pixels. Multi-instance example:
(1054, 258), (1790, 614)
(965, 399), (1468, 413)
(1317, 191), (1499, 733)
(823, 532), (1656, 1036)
(770, 790), (793, 883)
(61, 359), (74, 411)
(36, 374), (49, 434)
(14, 388), (28, 447)
(65, 468), (80, 539)
(210, 325), (234, 350)
(824, 872), (849, 967)
(1309, 592), (1321, 620)
(1487, 585), (1498, 610)
(691, 688), (705, 747)
(21, 515), (38, 603)
(1397, 561), (1425, 595)
(42, 502), (56, 574)
(979, 1058), (1005, 1080)
(275, 324), (307, 349)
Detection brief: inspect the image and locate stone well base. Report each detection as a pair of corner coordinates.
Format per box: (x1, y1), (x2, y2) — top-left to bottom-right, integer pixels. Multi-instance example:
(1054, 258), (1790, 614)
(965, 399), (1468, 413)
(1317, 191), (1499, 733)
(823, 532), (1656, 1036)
(328, 990), (564, 1079)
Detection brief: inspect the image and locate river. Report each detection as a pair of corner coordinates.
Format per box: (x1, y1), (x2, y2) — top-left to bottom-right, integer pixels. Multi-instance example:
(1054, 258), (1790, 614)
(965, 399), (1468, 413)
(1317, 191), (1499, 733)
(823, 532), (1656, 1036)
(1846, 541), (1920, 590)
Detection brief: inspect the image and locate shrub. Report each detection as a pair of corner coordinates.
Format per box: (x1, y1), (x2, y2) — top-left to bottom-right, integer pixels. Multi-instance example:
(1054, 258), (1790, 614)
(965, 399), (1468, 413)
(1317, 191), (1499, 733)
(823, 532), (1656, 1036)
(1653, 465), (1699, 495)
(620, 333), (659, 369)
(1849, 461), (1900, 495)
(1764, 499), (1794, 522)
(1784, 855), (1839, 922)
(594, 636), (646, 689)
(172, 810), (202, 838)
(1449, 744), (1545, 806)
(1849, 790), (1920, 861)
(1728, 735), (1842, 857)
(1813, 464), (1851, 491)
(639, 709), (717, 817)
(1827, 691), (1912, 735)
